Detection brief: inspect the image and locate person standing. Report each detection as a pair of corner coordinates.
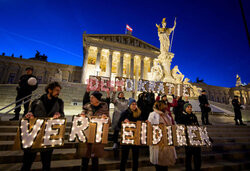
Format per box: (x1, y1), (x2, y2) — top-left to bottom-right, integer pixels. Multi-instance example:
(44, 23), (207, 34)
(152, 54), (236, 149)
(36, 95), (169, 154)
(10, 67), (38, 121)
(232, 96), (246, 126)
(161, 94), (177, 125)
(79, 90), (110, 171)
(118, 98), (142, 171)
(21, 82), (64, 171)
(111, 90), (128, 149)
(199, 90), (211, 125)
(147, 100), (176, 171)
(173, 96), (186, 124)
(179, 103), (201, 171)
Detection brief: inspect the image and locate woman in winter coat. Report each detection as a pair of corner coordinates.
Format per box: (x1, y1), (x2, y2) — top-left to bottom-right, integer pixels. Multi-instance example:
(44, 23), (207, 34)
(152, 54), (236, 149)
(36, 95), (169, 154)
(111, 91), (128, 149)
(118, 98), (142, 171)
(147, 100), (177, 171)
(78, 91), (110, 171)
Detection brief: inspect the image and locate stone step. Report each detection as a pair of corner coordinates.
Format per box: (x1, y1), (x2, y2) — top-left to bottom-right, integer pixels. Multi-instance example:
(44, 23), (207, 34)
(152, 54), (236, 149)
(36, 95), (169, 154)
(0, 151), (250, 171)
(108, 159), (250, 171)
(0, 147), (249, 165)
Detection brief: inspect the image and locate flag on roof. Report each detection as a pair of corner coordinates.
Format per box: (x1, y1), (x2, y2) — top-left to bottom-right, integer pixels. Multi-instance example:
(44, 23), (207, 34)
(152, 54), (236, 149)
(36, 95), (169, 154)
(126, 24), (132, 32)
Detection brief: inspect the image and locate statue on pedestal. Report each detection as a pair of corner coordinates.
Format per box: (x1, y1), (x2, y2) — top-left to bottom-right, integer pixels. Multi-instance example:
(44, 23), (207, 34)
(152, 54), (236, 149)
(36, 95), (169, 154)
(236, 74), (242, 87)
(155, 18), (177, 83)
(156, 18), (176, 53)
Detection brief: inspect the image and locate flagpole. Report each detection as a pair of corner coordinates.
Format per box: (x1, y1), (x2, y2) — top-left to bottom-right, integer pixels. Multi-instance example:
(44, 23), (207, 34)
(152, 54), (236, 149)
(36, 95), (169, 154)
(169, 17), (176, 52)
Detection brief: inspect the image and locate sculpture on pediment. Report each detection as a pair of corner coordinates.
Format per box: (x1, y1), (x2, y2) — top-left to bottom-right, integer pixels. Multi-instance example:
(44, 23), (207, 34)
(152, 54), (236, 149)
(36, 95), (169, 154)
(171, 65), (184, 83)
(151, 59), (163, 81)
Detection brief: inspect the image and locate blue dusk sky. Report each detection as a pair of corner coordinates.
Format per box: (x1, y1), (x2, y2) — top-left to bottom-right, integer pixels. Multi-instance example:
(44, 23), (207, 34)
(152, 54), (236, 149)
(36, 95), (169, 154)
(0, 0), (249, 87)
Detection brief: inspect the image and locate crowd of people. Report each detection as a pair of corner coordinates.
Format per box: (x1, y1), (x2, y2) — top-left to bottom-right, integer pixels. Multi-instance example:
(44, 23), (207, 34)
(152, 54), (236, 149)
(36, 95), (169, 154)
(10, 66), (247, 170)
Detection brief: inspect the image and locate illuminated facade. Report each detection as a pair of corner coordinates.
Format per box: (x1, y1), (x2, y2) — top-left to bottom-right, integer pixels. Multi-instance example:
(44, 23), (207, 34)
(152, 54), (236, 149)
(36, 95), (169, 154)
(81, 33), (160, 84)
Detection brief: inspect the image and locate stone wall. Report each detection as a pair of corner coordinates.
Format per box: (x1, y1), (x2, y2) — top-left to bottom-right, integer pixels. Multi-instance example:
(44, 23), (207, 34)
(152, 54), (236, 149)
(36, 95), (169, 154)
(0, 55), (82, 84)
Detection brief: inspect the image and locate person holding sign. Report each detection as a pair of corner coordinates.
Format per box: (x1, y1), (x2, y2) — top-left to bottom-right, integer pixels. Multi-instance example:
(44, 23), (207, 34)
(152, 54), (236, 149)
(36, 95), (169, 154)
(147, 100), (177, 171)
(79, 90), (110, 171)
(179, 103), (201, 171)
(111, 90), (129, 150)
(161, 94), (177, 125)
(118, 98), (142, 171)
(21, 82), (64, 171)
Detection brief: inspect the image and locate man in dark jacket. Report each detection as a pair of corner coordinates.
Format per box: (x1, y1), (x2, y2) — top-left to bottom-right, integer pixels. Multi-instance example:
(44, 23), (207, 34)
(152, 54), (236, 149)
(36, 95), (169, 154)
(232, 96), (246, 126)
(179, 103), (201, 171)
(79, 90), (110, 171)
(118, 98), (142, 171)
(199, 90), (211, 125)
(21, 82), (64, 171)
(10, 67), (38, 121)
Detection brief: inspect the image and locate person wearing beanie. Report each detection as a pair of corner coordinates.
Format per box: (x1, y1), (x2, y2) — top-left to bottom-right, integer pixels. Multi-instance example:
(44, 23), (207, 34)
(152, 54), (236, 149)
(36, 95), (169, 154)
(78, 88), (110, 171)
(118, 98), (142, 171)
(110, 90), (129, 150)
(179, 103), (201, 171)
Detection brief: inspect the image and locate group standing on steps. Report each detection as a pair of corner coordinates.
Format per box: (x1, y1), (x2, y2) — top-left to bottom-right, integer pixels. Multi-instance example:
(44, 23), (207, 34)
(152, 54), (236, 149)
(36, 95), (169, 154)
(8, 65), (248, 171)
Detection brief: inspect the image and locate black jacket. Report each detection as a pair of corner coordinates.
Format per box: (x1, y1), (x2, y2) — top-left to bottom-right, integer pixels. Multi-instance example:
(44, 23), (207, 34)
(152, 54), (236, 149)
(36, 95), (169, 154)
(29, 94), (64, 117)
(118, 108), (142, 129)
(178, 112), (199, 126)
(199, 94), (209, 107)
(232, 99), (241, 111)
(17, 74), (38, 95)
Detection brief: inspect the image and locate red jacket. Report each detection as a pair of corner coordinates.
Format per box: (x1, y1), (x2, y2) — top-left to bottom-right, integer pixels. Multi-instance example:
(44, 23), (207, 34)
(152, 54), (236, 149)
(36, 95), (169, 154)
(164, 98), (177, 125)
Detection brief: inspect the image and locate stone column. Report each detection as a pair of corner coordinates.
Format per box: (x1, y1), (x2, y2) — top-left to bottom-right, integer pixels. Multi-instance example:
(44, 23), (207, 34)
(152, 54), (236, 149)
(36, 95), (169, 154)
(81, 45), (90, 84)
(106, 50), (113, 78)
(150, 58), (154, 72)
(130, 55), (134, 79)
(119, 52), (124, 77)
(2, 64), (11, 84)
(14, 66), (22, 83)
(140, 56), (144, 79)
(95, 47), (102, 72)
(239, 88), (244, 104)
(247, 90), (250, 105)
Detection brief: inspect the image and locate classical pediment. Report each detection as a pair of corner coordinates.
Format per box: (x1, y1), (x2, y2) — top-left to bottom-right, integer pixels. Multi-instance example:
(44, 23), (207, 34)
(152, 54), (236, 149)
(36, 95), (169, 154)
(83, 34), (159, 52)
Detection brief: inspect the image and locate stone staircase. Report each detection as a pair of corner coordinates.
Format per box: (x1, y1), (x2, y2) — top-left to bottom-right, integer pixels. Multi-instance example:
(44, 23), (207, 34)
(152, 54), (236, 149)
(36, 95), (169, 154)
(0, 115), (249, 170)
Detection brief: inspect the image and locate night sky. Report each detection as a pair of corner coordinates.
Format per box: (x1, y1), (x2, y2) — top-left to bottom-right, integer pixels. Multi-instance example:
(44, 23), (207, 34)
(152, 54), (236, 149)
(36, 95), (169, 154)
(0, 0), (249, 87)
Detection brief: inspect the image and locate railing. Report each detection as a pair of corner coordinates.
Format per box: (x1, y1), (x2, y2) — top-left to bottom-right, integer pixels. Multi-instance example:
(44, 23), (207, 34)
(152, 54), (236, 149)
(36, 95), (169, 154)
(0, 93), (40, 114)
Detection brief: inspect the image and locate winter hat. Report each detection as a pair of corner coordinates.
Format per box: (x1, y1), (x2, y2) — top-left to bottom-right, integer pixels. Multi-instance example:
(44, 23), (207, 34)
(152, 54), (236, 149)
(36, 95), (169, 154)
(91, 91), (102, 101)
(128, 98), (136, 106)
(183, 103), (192, 111)
(161, 94), (167, 98)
